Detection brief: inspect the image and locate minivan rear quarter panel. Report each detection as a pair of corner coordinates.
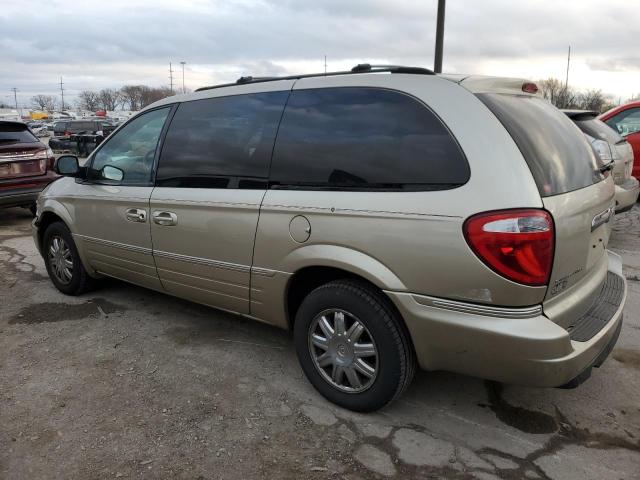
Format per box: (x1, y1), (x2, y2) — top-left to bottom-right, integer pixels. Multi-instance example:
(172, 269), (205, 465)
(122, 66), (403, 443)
(251, 74), (547, 328)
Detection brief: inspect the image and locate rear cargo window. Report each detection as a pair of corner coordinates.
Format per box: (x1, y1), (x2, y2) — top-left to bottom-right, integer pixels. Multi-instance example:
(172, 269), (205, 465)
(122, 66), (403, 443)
(477, 94), (603, 197)
(575, 118), (623, 145)
(0, 123), (38, 143)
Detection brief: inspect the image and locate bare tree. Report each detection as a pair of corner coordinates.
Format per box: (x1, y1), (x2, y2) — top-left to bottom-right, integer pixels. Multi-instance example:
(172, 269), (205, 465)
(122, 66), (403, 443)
(538, 78), (577, 109)
(576, 89), (606, 112)
(77, 90), (101, 111)
(31, 94), (57, 111)
(120, 85), (143, 110)
(98, 88), (121, 111)
(119, 85), (174, 110)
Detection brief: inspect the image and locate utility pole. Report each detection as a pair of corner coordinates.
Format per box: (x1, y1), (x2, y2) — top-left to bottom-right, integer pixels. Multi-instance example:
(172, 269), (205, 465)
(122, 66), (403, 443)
(11, 87), (18, 110)
(59, 77), (65, 111)
(180, 61), (186, 93)
(324, 55), (327, 74)
(434, 0), (446, 73)
(169, 62), (174, 94)
(565, 45), (571, 90)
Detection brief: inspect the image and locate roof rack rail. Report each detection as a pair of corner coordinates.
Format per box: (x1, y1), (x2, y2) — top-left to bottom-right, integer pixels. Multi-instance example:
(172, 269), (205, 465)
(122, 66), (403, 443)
(195, 63), (434, 92)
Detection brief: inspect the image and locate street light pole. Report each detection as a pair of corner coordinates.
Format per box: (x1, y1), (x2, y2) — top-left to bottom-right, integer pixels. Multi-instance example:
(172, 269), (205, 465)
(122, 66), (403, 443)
(180, 62), (186, 94)
(434, 0), (446, 74)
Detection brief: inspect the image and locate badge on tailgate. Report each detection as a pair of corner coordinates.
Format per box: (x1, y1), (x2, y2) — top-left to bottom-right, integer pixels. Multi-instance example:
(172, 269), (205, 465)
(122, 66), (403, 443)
(591, 207), (613, 232)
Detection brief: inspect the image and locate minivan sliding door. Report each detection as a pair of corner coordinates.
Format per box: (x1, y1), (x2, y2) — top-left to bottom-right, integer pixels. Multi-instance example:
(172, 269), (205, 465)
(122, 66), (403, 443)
(149, 88), (291, 314)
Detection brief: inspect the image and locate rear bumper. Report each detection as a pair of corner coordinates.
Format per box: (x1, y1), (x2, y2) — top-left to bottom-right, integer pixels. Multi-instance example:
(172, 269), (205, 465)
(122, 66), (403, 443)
(614, 177), (639, 213)
(386, 251), (626, 387)
(0, 173), (58, 208)
(0, 187), (43, 208)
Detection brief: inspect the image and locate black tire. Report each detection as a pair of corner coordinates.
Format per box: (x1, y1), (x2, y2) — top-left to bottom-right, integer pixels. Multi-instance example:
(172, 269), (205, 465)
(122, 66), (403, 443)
(294, 279), (415, 412)
(42, 221), (96, 295)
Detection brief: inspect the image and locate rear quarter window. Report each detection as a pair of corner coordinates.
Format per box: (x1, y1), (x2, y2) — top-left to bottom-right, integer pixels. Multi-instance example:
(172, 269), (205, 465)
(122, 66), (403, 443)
(270, 87), (469, 190)
(478, 94), (603, 197)
(575, 118), (623, 144)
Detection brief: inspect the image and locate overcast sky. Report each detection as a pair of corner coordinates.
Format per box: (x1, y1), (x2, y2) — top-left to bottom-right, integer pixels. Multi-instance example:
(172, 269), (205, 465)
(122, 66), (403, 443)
(1, 0), (638, 108)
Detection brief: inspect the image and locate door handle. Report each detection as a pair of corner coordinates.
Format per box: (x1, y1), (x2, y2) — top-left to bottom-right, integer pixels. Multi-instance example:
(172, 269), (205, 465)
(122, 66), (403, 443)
(125, 208), (147, 223)
(153, 210), (178, 226)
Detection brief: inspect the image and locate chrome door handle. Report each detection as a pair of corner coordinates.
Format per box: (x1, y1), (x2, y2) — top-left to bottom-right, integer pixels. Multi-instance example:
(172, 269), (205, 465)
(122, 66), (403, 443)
(153, 211), (178, 226)
(125, 208), (147, 223)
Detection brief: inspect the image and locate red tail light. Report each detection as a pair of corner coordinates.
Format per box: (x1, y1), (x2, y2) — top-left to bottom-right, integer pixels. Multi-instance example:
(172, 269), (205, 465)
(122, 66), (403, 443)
(64, 130), (71, 136)
(463, 209), (554, 286)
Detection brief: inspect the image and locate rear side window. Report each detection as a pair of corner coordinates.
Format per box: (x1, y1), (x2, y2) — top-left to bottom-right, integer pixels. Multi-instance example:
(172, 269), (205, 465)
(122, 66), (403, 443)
(0, 123), (38, 143)
(157, 91), (289, 188)
(478, 94), (602, 197)
(270, 87), (468, 190)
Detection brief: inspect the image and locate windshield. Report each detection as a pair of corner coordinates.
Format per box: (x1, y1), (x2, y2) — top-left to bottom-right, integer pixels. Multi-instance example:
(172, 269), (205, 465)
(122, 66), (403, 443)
(477, 94), (603, 197)
(0, 124), (38, 143)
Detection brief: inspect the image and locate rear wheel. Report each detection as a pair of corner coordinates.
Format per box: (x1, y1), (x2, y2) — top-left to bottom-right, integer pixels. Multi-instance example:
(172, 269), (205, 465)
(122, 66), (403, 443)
(43, 221), (95, 295)
(294, 279), (415, 412)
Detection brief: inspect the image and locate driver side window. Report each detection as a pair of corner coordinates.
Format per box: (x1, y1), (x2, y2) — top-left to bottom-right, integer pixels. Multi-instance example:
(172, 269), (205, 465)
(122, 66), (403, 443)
(88, 107), (171, 184)
(605, 108), (640, 136)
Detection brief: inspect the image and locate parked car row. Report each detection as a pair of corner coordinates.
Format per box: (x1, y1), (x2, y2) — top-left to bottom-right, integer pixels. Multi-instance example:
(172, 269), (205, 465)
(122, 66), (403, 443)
(31, 65), (630, 411)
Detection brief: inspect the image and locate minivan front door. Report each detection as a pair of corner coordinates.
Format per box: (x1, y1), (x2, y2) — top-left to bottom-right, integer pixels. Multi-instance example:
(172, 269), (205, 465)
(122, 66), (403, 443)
(148, 88), (291, 314)
(72, 107), (172, 290)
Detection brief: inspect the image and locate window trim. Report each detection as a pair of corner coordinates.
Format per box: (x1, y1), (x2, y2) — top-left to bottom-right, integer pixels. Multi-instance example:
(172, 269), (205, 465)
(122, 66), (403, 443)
(84, 104), (177, 187)
(266, 86), (470, 192)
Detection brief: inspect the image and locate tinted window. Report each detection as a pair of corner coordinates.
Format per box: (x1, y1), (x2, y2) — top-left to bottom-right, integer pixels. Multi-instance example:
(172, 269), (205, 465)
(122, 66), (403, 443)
(89, 107), (170, 185)
(0, 123), (38, 143)
(270, 88), (468, 190)
(157, 91), (289, 188)
(478, 94), (602, 197)
(605, 108), (640, 136)
(574, 118), (623, 144)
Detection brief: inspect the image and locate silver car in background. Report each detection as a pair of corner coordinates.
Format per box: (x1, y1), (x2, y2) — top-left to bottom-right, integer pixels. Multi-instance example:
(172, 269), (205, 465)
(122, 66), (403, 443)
(564, 110), (639, 213)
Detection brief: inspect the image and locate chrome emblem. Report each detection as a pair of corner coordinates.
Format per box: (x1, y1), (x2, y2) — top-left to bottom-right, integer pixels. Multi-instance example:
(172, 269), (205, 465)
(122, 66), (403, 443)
(591, 207), (613, 232)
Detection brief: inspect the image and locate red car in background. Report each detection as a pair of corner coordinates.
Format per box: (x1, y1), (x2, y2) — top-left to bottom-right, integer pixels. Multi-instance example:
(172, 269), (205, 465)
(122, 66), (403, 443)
(600, 100), (640, 180)
(0, 121), (58, 215)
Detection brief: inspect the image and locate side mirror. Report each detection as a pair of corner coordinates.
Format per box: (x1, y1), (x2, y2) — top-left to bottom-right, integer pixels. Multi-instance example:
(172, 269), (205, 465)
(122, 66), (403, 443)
(101, 165), (124, 182)
(55, 155), (80, 176)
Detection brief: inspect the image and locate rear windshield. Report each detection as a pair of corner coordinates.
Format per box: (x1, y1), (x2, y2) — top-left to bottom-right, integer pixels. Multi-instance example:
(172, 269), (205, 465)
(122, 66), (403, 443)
(69, 121), (96, 132)
(477, 94), (603, 197)
(0, 123), (38, 143)
(575, 118), (623, 145)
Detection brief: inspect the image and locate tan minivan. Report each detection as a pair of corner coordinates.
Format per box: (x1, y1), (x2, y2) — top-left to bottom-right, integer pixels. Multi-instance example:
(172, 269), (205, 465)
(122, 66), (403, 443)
(33, 65), (626, 411)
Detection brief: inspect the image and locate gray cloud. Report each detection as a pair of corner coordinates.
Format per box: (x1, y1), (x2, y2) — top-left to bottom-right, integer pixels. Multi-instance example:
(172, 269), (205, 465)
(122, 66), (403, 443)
(1, 0), (638, 105)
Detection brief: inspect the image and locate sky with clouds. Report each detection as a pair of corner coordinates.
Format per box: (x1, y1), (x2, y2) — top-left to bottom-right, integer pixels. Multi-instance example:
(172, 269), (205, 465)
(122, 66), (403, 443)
(1, 0), (638, 108)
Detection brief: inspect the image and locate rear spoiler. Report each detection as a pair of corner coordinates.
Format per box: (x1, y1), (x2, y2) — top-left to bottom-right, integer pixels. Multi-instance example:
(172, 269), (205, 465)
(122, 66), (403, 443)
(439, 74), (540, 96)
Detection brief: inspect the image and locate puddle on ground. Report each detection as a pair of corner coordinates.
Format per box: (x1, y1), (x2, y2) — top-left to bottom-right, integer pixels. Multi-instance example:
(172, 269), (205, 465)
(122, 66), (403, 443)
(9, 298), (123, 324)
(480, 381), (558, 434)
(612, 348), (640, 368)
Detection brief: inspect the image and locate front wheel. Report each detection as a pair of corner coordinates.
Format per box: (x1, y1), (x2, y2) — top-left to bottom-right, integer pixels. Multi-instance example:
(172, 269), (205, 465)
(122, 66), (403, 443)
(43, 221), (96, 295)
(294, 280), (415, 412)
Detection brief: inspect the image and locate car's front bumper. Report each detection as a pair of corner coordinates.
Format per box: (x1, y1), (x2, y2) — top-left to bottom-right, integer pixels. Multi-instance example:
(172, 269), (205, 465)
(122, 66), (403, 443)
(614, 177), (640, 213)
(385, 251), (626, 388)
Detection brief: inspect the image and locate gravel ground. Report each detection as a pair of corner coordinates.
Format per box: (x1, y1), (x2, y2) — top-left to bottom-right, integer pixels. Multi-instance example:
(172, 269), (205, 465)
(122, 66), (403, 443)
(1, 205), (639, 480)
